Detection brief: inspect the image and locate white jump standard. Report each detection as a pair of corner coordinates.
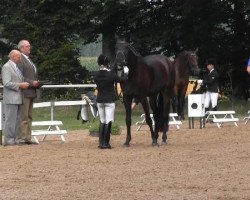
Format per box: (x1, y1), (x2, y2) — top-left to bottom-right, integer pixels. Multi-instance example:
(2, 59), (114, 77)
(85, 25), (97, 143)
(136, 113), (182, 131)
(32, 121), (67, 143)
(205, 110), (239, 128)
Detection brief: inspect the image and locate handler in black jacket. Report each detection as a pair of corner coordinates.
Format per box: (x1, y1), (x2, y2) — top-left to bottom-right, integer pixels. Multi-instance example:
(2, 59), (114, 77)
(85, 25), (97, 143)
(94, 54), (128, 149)
(203, 58), (219, 112)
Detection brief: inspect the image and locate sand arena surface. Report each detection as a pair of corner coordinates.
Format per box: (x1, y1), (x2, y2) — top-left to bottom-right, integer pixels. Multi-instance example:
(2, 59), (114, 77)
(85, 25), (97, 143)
(0, 120), (249, 200)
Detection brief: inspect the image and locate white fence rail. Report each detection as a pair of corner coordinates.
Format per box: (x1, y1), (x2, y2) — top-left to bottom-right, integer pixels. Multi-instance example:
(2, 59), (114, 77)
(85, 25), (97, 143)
(0, 84), (97, 145)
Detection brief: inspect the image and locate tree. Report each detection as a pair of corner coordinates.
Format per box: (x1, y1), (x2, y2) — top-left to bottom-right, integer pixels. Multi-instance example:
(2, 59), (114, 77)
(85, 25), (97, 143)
(0, 0), (88, 85)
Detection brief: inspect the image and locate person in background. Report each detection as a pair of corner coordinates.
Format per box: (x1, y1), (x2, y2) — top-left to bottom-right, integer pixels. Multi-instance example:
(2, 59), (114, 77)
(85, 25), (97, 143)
(94, 54), (129, 149)
(18, 40), (41, 145)
(246, 57), (250, 75)
(1, 50), (29, 146)
(203, 58), (220, 114)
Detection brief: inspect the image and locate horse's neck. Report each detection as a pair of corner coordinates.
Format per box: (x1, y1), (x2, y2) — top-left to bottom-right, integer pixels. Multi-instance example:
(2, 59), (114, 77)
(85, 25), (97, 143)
(175, 57), (189, 74)
(128, 52), (142, 73)
(174, 57), (190, 86)
(135, 57), (150, 73)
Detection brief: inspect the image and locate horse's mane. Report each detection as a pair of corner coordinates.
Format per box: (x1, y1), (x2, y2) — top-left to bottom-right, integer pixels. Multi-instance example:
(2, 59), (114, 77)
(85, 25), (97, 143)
(128, 44), (141, 57)
(117, 41), (141, 57)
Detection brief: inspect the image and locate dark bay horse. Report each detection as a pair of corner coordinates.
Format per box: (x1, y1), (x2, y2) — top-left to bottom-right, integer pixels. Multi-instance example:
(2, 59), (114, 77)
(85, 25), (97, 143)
(114, 41), (175, 146)
(172, 50), (200, 119)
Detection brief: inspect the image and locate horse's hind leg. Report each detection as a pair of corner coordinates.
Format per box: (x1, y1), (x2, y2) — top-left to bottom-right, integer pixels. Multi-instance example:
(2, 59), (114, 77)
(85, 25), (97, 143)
(141, 97), (158, 146)
(162, 120), (169, 145)
(162, 93), (171, 144)
(162, 126), (167, 145)
(148, 96), (160, 146)
(123, 95), (133, 147)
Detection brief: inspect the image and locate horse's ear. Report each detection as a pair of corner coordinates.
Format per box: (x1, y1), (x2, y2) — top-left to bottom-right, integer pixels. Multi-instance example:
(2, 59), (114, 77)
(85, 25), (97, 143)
(115, 35), (127, 43)
(126, 35), (131, 43)
(194, 48), (199, 53)
(115, 34), (120, 42)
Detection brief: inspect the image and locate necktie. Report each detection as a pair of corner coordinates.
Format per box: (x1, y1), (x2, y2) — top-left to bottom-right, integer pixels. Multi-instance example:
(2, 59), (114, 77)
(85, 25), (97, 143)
(27, 57), (37, 72)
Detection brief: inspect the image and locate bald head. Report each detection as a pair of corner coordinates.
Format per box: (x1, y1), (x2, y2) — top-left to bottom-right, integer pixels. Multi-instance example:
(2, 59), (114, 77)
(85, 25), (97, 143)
(9, 50), (21, 64)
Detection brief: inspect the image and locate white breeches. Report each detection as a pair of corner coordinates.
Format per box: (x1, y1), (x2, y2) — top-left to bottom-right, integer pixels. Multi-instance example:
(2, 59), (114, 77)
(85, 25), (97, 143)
(97, 103), (115, 124)
(205, 92), (219, 108)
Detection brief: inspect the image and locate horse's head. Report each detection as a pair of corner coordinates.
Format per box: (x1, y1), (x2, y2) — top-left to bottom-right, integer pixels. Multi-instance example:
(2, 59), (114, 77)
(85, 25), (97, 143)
(185, 50), (200, 76)
(113, 41), (130, 78)
(114, 41), (140, 75)
(115, 41), (129, 67)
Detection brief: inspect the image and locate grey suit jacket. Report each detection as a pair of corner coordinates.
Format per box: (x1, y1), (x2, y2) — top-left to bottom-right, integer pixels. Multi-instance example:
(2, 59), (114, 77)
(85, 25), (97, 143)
(18, 54), (38, 98)
(1, 60), (23, 104)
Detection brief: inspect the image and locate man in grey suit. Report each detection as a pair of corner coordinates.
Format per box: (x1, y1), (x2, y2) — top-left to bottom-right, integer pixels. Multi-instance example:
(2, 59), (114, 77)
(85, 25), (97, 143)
(18, 40), (41, 144)
(1, 50), (30, 146)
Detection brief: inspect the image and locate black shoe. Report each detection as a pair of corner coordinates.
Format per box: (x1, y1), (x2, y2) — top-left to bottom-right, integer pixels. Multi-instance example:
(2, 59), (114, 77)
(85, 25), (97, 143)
(25, 140), (38, 145)
(17, 143), (26, 146)
(3, 143), (16, 146)
(100, 144), (112, 149)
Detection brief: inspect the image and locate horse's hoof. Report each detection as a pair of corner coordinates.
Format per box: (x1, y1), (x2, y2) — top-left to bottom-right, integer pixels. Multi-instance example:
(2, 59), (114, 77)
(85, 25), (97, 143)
(152, 142), (159, 147)
(123, 143), (130, 147)
(162, 141), (168, 145)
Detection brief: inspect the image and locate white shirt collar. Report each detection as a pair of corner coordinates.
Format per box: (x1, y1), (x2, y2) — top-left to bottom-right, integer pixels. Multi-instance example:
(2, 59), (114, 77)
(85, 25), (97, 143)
(21, 53), (29, 59)
(209, 68), (214, 73)
(100, 66), (110, 71)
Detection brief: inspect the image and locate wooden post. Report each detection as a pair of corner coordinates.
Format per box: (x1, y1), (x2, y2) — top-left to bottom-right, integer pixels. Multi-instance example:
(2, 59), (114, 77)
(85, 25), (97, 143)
(0, 101), (2, 145)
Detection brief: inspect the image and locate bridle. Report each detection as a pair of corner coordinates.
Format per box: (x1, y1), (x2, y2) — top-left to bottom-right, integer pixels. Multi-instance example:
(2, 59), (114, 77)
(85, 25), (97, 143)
(187, 51), (200, 75)
(114, 50), (128, 78)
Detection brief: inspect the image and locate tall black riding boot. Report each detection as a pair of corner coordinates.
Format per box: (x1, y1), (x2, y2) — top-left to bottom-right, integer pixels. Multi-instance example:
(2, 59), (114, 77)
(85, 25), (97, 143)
(101, 122), (112, 149)
(212, 106), (217, 111)
(98, 122), (105, 148)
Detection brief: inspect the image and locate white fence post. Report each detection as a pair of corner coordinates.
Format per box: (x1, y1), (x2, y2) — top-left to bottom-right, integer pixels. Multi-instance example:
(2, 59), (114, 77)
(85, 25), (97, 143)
(51, 101), (54, 121)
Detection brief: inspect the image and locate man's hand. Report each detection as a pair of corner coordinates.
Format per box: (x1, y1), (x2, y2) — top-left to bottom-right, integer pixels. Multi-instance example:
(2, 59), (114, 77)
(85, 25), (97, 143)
(32, 80), (40, 88)
(19, 82), (30, 89)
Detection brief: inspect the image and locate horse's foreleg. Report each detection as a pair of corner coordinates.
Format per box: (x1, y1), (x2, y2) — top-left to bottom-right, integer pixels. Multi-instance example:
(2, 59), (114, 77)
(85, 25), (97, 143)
(180, 96), (186, 120)
(179, 86), (188, 120)
(123, 95), (133, 147)
(177, 94), (182, 120)
(125, 115), (132, 147)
